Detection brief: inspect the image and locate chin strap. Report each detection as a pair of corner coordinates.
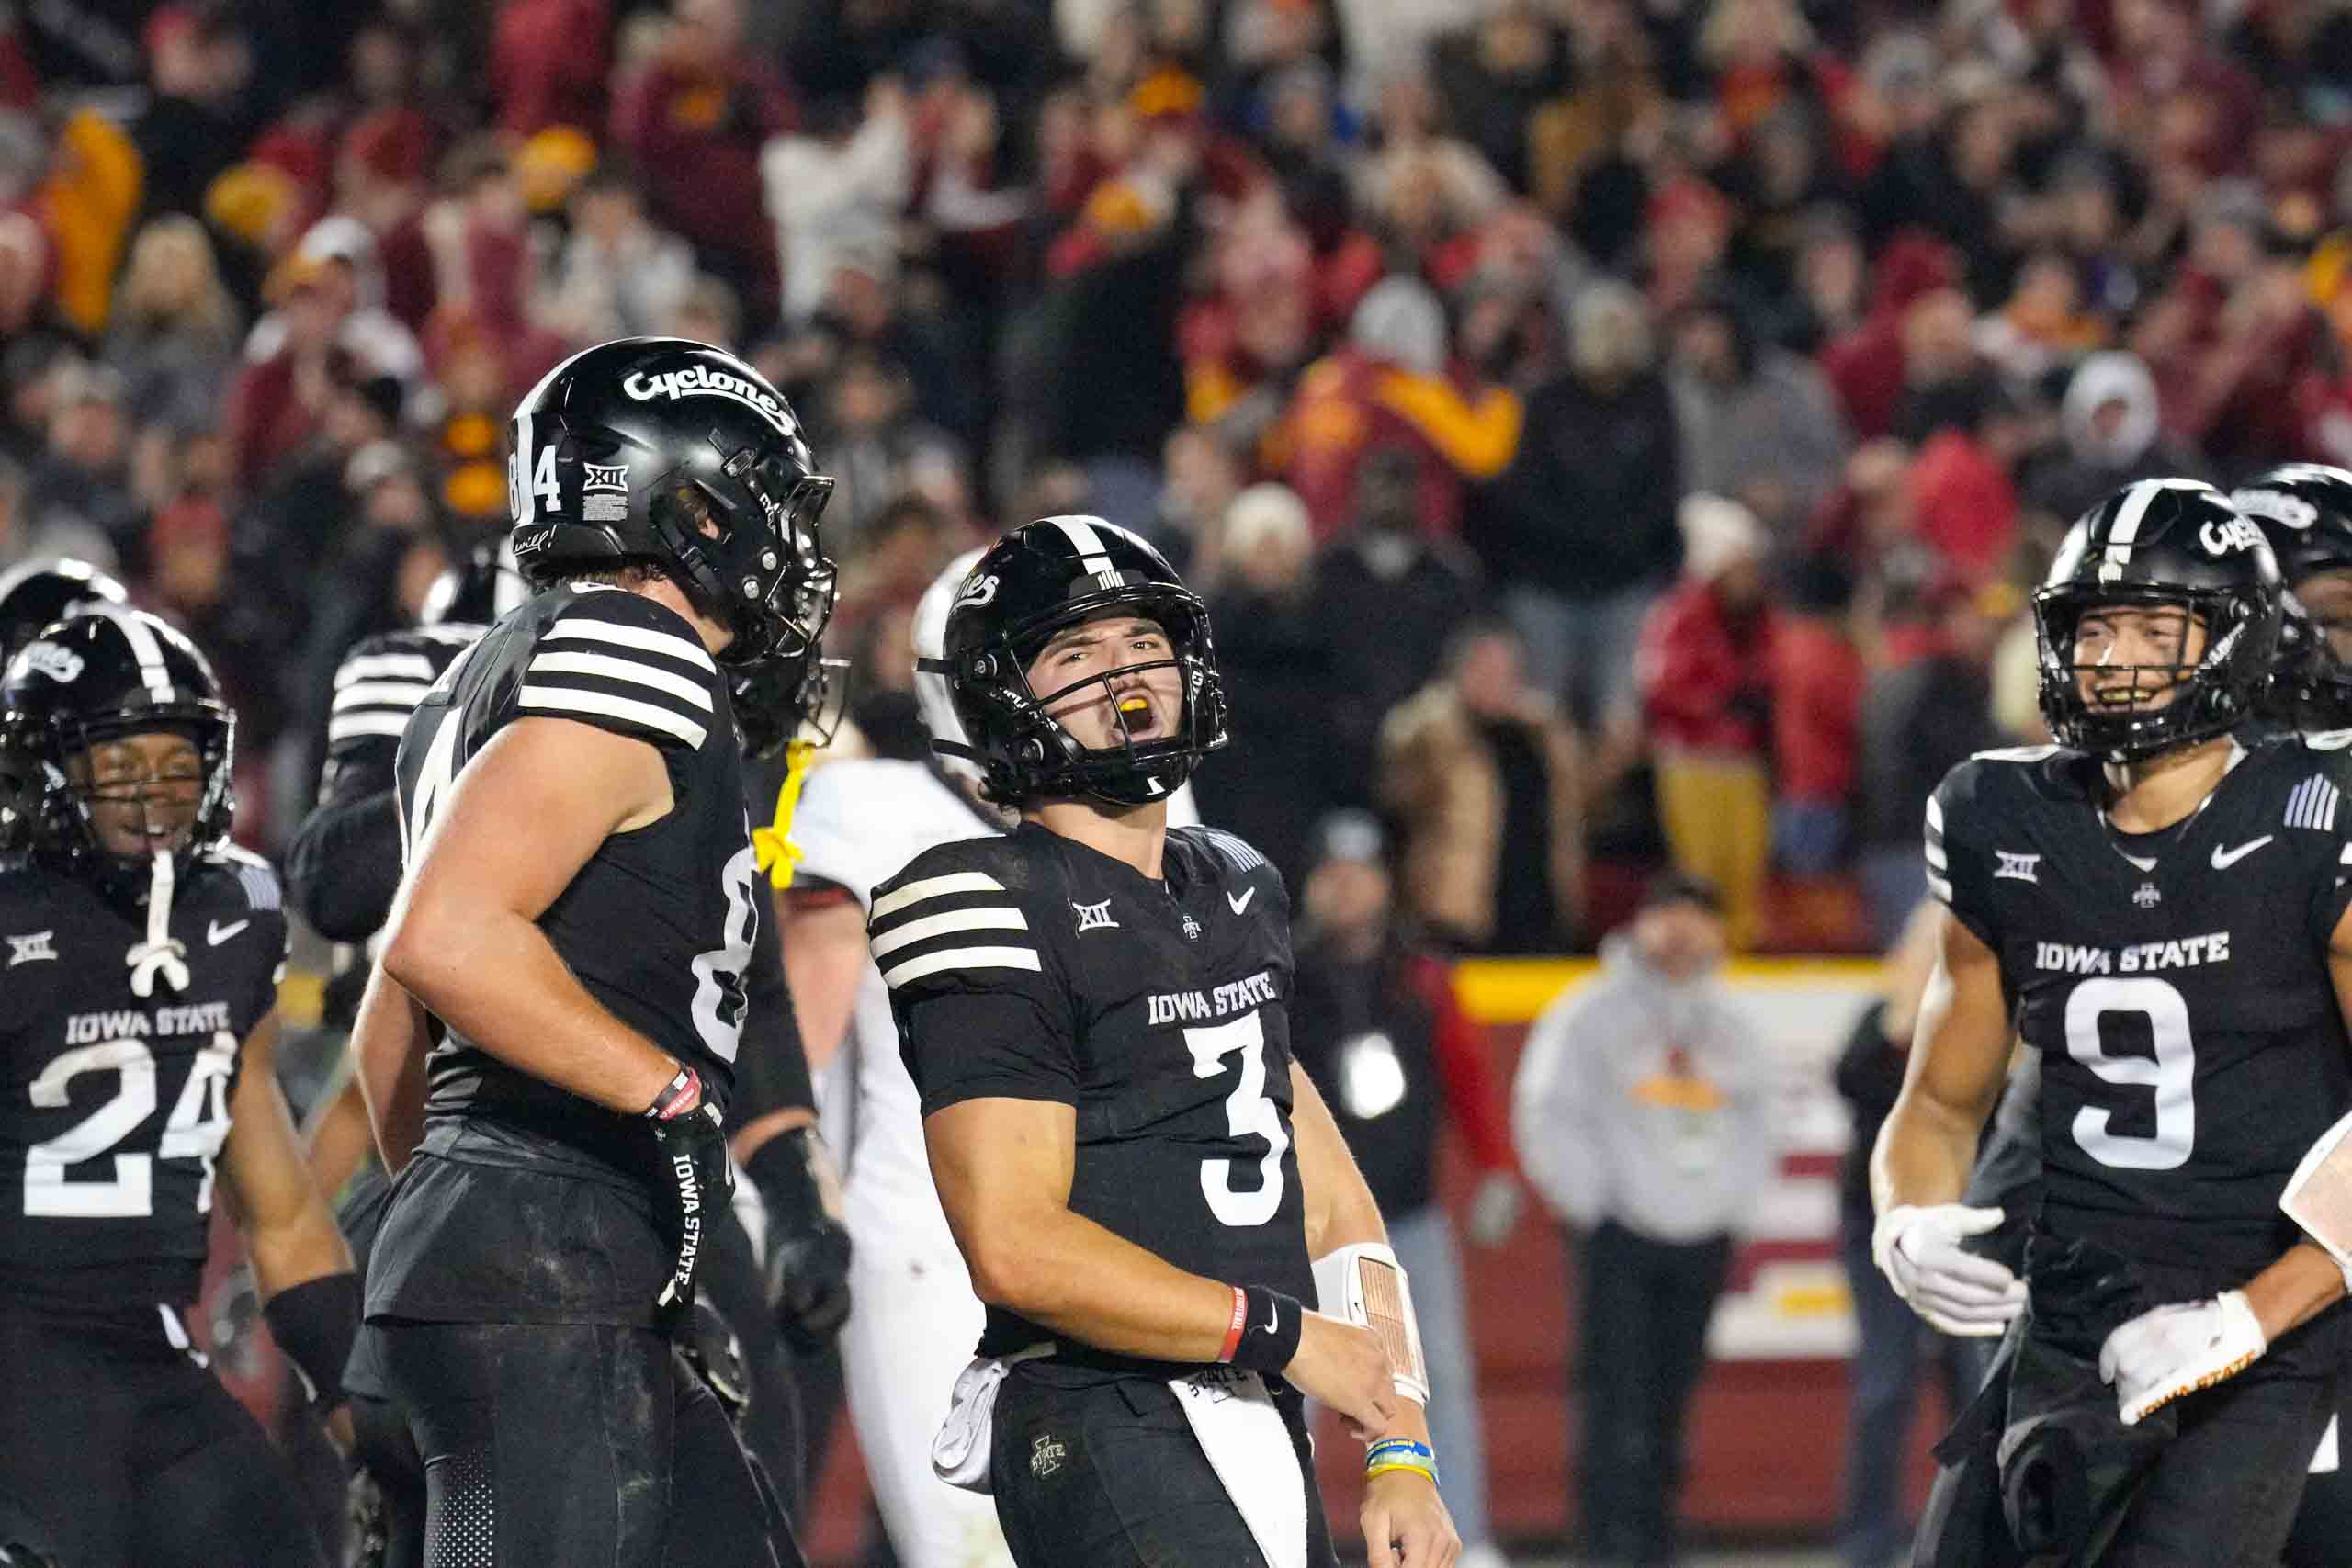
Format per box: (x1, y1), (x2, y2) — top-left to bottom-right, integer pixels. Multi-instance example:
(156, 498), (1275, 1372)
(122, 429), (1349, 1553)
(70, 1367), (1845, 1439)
(126, 850), (190, 997)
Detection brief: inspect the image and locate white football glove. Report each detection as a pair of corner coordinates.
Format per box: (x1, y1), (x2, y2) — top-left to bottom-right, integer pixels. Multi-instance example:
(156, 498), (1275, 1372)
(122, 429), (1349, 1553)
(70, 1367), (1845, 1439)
(2098, 1290), (2267, 1426)
(1871, 1203), (2028, 1337)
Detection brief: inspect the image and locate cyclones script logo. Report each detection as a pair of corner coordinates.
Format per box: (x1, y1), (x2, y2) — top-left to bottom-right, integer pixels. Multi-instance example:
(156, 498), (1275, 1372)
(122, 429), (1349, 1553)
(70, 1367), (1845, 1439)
(622, 364), (795, 436)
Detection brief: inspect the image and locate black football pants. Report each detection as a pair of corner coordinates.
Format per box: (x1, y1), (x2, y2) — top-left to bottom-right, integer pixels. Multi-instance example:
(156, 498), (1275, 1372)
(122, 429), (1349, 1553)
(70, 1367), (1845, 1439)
(378, 1318), (797, 1568)
(985, 1359), (1338, 1568)
(0, 1305), (328, 1568)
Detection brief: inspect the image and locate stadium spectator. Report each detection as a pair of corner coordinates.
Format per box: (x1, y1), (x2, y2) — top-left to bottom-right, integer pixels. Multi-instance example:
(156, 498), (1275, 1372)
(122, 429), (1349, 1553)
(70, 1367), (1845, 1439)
(1514, 871), (1777, 1568)
(1638, 494), (1778, 952)
(1475, 278), (1681, 736)
(1380, 618), (1585, 953)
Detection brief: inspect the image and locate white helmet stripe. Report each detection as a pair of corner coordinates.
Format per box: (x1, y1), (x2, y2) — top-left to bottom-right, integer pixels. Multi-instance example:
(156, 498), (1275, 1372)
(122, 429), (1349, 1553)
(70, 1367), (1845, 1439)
(1045, 514), (1116, 577)
(88, 603), (175, 701)
(2099, 478), (2217, 581)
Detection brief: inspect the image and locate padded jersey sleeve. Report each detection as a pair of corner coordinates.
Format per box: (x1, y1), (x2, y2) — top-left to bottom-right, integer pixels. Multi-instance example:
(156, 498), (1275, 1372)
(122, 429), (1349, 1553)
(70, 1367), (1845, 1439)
(2300, 737), (2352, 947)
(1926, 761), (2003, 950)
(787, 759), (882, 909)
(870, 845), (1080, 1115)
(214, 847), (291, 1025)
(515, 589), (723, 752)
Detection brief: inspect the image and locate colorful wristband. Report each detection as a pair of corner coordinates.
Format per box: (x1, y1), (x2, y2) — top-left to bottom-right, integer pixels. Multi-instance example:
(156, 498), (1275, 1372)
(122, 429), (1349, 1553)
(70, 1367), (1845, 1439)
(1227, 1286), (1305, 1375)
(1366, 1460), (1442, 1485)
(645, 1065), (702, 1121)
(1217, 1285), (1249, 1363)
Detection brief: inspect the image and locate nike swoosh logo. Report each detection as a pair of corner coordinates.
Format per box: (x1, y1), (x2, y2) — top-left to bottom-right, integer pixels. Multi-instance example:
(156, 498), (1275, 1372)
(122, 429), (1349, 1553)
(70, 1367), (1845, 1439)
(1227, 887), (1256, 915)
(207, 919), (249, 946)
(1261, 1299), (1278, 1335)
(2210, 836), (2274, 871)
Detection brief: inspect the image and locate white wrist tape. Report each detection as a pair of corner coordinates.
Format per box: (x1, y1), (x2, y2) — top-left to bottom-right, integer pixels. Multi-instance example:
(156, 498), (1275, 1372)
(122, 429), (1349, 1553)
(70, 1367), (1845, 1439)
(1313, 1242), (1430, 1405)
(2281, 1110), (2352, 1292)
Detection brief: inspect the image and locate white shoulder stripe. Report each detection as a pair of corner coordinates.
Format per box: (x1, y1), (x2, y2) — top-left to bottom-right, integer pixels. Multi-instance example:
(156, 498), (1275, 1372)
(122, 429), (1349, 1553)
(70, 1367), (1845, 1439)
(527, 649), (715, 712)
(336, 652), (436, 685)
(1928, 872), (1955, 904)
(332, 681), (431, 713)
(869, 906), (1029, 961)
(882, 945), (1044, 989)
(237, 863), (281, 912)
(329, 713), (412, 742)
(870, 870), (1006, 923)
(1924, 839), (1947, 870)
(1924, 795), (1945, 834)
(546, 615), (717, 674)
(517, 684), (708, 749)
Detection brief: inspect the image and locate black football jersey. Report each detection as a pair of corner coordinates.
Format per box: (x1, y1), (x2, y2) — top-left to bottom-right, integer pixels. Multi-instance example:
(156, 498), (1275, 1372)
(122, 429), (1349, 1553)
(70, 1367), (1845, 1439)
(1929, 737), (2352, 1274)
(321, 622), (483, 808)
(373, 584), (758, 1326)
(872, 822), (1314, 1367)
(0, 848), (288, 1314)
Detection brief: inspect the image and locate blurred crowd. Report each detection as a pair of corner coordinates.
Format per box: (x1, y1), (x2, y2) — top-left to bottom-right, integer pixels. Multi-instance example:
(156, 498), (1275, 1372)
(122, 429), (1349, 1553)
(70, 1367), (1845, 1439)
(4, 0), (2352, 953)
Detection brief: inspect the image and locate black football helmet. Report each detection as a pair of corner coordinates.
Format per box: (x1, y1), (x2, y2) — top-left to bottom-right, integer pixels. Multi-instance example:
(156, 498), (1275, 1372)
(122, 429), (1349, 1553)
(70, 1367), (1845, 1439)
(2033, 478), (2282, 761)
(0, 556), (128, 660)
(420, 535), (529, 627)
(925, 516), (1228, 807)
(0, 604), (234, 897)
(730, 650), (848, 761)
(2233, 464), (2352, 728)
(504, 336), (838, 669)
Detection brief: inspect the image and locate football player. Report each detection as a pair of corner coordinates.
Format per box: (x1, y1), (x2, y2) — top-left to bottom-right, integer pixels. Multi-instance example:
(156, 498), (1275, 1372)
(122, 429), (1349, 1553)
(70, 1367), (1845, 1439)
(0, 605), (358, 1568)
(2233, 461), (2352, 1567)
(872, 518), (1460, 1568)
(348, 337), (837, 1565)
(0, 558), (127, 852)
(2239, 463), (2352, 737)
(780, 547), (1018, 1568)
(1877, 478), (2352, 1565)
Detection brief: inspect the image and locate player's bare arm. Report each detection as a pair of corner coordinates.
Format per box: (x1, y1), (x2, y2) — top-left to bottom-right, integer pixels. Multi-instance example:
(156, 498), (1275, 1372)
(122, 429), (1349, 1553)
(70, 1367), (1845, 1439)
(300, 1074), (373, 1201)
(380, 715), (684, 1115)
(1290, 1064), (1460, 1568)
(1870, 908), (2030, 1337)
(220, 1009), (362, 1427)
(1873, 908), (2012, 1213)
(729, 888), (866, 1165)
(350, 957), (433, 1171)
(222, 1010), (354, 1295)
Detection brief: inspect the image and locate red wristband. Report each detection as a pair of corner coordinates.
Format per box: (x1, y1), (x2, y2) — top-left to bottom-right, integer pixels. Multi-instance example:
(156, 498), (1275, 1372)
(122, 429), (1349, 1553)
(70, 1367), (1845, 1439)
(1217, 1284), (1248, 1363)
(645, 1065), (703, 1121)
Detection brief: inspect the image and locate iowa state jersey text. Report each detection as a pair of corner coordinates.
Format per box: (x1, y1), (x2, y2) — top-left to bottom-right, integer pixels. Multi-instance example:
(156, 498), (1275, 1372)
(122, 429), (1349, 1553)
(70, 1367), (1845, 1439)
(1929, 738), (2352, 1270)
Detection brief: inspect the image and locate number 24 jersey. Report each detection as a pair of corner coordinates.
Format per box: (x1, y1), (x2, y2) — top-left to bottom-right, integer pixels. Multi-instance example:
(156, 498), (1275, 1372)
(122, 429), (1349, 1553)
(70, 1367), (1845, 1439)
(872, 823), (1315, 1366)
(0, 849), (287, 1314)
(1929, 737), (2352, 1273)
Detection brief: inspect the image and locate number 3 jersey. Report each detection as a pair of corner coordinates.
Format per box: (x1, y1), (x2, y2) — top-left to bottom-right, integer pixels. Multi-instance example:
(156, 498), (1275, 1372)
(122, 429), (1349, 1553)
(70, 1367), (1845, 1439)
(372, 582), (758, 1327)
(1929, 736), (2352, 1275)
(872, 823), (1315, 1368)
(0, 848), (287, 1315)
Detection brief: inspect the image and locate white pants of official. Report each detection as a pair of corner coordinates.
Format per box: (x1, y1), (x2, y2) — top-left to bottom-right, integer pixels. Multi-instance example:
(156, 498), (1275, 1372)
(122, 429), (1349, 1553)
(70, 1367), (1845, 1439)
(840, 1235), (1016, 1568)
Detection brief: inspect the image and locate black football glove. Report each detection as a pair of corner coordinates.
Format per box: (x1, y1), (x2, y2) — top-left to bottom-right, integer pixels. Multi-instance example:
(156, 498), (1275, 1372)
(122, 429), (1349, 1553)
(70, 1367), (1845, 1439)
(646, 1066), (734, 1333)
(679, 1298), (752, 1426)
(744, 1123), (852, 1350)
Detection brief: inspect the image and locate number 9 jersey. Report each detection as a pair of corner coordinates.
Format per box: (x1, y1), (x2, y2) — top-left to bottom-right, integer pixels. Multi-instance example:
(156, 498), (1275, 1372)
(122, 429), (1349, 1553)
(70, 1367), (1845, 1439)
(1928, 736), (2352, 1276)
(873, 823), (1314, 1368)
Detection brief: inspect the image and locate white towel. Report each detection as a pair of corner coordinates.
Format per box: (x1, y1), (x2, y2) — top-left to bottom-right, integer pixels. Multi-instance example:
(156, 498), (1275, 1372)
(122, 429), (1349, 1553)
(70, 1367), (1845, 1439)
(1168, 1368), (1307, 1568)
(932, 1347), (1053, 1495)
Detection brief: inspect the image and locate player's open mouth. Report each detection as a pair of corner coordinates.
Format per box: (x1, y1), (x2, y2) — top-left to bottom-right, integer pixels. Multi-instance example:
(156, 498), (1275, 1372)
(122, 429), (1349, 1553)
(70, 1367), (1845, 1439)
(1116, 694), (1159, 738)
